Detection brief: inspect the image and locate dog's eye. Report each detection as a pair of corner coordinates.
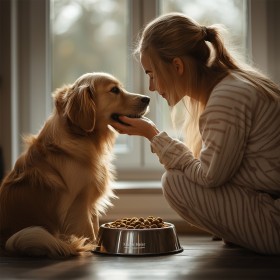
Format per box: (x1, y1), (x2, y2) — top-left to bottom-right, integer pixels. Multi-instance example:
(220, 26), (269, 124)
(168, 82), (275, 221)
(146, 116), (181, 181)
(110, 87), (120, 94)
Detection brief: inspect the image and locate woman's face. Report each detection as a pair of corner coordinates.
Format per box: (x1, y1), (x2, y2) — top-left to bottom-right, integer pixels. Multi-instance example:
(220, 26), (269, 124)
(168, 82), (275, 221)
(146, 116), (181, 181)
(140, 52), (188, 106)
(140, 52), (170, 103)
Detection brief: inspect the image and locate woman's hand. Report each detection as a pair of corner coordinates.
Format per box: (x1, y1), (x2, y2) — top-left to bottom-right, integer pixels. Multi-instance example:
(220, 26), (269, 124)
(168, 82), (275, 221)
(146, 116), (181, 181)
(110, 116), (160, 141)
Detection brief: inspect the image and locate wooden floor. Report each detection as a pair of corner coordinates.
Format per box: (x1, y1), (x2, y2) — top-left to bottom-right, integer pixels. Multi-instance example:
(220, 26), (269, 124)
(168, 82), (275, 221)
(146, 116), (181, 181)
(1, 234), (279, 280)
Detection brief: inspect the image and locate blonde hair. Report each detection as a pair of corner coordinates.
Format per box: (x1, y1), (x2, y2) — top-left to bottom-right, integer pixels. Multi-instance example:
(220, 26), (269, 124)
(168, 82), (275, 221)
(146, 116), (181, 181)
(134, 13), (280, 157)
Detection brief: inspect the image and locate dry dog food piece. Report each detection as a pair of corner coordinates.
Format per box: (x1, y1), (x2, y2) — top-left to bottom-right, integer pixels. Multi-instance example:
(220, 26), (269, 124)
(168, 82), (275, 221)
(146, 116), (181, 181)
(104, 216), (169, 229)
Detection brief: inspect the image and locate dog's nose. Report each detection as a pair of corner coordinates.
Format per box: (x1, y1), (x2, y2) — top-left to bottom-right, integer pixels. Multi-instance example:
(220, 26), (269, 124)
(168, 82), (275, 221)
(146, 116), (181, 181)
(141, 97), (150, 104)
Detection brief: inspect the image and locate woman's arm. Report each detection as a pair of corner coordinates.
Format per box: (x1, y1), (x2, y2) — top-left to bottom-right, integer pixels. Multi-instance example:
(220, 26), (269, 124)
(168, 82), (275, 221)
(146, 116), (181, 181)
(151, 80), (253, 187)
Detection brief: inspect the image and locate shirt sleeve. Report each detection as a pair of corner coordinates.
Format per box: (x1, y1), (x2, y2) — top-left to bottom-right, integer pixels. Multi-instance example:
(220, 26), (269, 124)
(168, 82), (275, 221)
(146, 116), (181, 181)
(151, 78), (253, 187)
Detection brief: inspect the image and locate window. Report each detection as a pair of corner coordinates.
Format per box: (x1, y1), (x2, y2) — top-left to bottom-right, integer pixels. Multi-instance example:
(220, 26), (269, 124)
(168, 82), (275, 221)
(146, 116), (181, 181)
(51, 0), (137, 172)
(51, 0), (247, 181)
(51, 0), (163, 180)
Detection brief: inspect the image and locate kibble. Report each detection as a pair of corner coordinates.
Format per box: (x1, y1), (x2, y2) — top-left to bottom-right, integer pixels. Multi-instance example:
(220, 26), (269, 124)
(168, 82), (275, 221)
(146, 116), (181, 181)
(104, 216), (169, 229)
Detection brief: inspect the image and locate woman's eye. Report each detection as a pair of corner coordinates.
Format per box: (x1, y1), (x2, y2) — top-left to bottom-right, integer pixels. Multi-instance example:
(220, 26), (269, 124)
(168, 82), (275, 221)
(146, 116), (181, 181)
(110, 87), (120, 94)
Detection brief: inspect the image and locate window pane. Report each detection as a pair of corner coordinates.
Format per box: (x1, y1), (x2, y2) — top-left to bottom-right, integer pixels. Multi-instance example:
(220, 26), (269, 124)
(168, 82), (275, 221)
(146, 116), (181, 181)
(51, 0), (132, 155)
(157, 0), (247, 137)
(52, 0), (128, 87)
(160, 0), (247, 48)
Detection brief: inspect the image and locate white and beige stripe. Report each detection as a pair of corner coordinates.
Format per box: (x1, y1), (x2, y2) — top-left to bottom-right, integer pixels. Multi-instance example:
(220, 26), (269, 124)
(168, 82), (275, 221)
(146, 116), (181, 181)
(151, 74), (280, 255)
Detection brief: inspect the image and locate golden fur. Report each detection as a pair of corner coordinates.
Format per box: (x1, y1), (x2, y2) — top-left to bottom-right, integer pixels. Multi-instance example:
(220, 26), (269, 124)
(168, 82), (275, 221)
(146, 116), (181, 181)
(0, 72), (149, 258)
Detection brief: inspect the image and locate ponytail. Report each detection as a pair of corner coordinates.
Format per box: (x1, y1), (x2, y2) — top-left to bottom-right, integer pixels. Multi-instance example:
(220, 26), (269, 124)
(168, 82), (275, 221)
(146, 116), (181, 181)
(204, 25), (238, 70)
(204, 25), (280, 100)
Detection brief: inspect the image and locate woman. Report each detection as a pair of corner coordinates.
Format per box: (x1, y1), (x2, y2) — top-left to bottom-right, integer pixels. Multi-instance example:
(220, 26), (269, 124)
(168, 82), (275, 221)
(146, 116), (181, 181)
(112, 13), (280, 255)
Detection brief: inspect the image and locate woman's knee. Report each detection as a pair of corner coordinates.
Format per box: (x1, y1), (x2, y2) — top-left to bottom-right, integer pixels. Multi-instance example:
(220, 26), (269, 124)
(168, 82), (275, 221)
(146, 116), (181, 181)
(161, 170), (200, 226)
(161, 169), (192, 209)
(161, 170), (185, 198)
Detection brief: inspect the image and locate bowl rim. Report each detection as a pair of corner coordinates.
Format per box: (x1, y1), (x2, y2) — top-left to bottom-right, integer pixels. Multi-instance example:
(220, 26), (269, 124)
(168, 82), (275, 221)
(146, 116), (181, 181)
(99, 221), (175, 231)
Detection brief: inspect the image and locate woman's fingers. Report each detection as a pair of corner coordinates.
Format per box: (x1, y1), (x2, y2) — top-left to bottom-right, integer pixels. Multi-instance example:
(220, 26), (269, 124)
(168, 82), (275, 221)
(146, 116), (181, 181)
(111, 116), (151, 135)
(111, 116), (160, 140)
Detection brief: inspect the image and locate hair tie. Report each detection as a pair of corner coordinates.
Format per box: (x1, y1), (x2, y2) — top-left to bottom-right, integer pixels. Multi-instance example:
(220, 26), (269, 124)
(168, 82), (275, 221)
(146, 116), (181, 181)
(202, 26), (210, 42)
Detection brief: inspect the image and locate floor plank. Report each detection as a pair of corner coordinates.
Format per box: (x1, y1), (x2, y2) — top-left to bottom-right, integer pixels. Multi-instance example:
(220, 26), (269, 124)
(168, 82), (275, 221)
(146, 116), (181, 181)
(1, 235), (279, 279)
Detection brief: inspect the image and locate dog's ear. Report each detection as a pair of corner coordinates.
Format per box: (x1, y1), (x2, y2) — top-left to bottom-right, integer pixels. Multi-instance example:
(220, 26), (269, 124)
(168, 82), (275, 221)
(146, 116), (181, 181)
(52, 85), (71, 114)
(65, 85), (96, 133)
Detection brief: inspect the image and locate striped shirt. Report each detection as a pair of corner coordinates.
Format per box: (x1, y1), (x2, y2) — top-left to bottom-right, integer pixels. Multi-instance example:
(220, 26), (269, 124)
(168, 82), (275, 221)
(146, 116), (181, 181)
(151, 73), (280, 195)
(151, 73), (280, 254)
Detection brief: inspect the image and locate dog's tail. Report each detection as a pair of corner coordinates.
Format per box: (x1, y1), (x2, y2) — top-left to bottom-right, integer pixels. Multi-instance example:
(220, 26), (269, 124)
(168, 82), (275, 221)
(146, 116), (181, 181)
(5, 227), (94, 258)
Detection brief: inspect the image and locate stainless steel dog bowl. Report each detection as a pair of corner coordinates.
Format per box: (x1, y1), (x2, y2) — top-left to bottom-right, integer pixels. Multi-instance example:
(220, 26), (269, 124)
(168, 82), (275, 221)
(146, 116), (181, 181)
(93, 222), (183, 256)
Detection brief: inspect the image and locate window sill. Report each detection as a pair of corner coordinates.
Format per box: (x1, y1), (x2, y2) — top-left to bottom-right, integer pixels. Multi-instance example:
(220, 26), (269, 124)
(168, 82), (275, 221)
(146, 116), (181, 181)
(113, 180), (162, 194)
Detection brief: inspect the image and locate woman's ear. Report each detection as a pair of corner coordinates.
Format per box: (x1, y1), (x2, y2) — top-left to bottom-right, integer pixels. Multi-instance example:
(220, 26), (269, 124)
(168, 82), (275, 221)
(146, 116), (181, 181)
(172, 57), (184, 75)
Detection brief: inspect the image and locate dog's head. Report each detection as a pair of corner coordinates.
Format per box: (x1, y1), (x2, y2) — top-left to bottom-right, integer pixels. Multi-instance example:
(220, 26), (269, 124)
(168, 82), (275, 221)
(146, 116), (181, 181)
(53, 72), (150, 133)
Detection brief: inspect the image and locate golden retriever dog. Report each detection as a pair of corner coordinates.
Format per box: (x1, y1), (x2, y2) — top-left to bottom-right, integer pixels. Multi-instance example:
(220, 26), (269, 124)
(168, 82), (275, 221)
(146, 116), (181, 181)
(0, 72), (150, 258)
